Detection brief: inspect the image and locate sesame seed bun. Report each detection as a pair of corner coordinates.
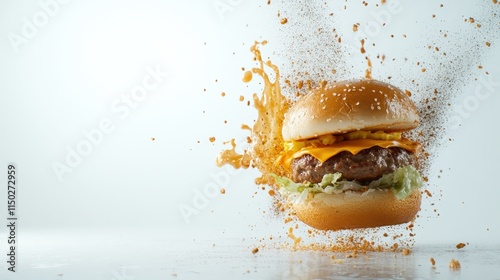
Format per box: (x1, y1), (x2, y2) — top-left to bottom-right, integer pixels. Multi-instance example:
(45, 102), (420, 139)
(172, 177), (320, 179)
(282, 79), (419, 141)
(293, 189), (421, 231)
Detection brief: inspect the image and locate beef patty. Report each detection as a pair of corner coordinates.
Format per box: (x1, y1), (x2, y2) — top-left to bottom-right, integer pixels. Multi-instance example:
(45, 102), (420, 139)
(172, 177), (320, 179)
(291, 146), (416, 184)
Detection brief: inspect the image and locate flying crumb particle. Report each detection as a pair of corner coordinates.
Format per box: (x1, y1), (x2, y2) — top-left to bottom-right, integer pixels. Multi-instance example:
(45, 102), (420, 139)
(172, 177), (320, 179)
(330, 255), (335, 260)
(402, 249), (411, 256)
(486, 42), (491, 47)
(346, 252), (357, 258)
(381, 0), (386, 3)
(221, 92), (226, 97)
(252, 248), (259, 254)
(268, 189), (275, 196)
(469, 17), (475, 23)
(353, 23), (359, 32)
(405, 90), (412, 97)
(424, 189), (432, 197)
(430, 257), (436, 266)
(280, 18), (288, 24)
(421, 68), (427, 72)
(220, 188), (226, 194)
(239, 95), (245, 102)
(209, 137), (216, 143)
(151, 137), (156, 141)
(456, 243), (466, 249)
(449, 259), (461, 270)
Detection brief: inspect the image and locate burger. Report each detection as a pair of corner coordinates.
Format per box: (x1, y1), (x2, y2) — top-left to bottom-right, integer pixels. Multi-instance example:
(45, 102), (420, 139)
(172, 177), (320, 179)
(273, 79), (423, 231)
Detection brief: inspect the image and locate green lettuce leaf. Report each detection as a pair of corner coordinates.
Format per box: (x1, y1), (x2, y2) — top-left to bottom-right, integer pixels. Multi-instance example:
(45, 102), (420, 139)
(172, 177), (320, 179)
(272, 165), (423, 200)
(369, 165), (424, 200)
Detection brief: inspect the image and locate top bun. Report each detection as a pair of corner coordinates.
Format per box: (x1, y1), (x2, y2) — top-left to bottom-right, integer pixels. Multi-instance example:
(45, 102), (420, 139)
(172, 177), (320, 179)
(282, 79), (419, 141)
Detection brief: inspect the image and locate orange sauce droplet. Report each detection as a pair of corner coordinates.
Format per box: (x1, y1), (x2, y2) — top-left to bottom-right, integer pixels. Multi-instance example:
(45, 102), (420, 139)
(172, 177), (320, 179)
(242, 70), (253, 83)
(365, 56), (372, 79)
(215, 139), (251, 169)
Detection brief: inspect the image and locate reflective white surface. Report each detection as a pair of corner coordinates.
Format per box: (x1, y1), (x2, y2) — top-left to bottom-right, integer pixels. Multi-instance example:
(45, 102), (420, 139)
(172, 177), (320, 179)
(3, 230), (500, 279)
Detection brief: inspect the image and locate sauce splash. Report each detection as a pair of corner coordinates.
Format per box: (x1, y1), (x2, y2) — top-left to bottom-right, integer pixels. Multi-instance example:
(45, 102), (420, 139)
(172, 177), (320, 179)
(216, 41), (290, 184)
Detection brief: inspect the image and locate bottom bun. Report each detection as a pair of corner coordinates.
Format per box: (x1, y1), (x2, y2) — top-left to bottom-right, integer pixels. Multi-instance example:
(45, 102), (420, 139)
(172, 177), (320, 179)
(293, 189), (421, 231)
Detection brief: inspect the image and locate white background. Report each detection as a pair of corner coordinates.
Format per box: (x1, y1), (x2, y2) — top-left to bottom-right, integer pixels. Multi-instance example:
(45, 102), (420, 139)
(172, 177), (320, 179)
(0, 0), (499, 278)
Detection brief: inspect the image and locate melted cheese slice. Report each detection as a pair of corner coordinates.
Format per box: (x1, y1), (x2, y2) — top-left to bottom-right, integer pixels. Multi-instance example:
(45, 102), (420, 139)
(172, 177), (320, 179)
(279, 139), (421, 169)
